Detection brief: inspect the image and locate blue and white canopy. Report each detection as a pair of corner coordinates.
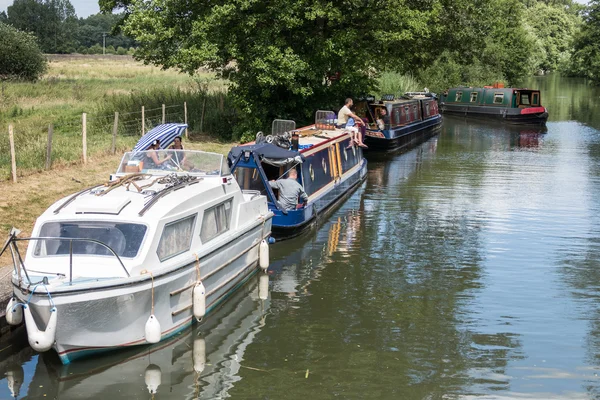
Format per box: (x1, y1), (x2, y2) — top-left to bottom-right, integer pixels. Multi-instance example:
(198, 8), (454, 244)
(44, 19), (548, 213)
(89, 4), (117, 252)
(132, 123), (188, 153)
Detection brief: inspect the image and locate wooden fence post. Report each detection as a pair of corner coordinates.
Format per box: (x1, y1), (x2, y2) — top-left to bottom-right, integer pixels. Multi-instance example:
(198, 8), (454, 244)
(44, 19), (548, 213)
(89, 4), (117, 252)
(111, 112), (119, 155)
(184, 101), (188, 139)
(8, 124), (17, 183)
(141, 105), (145, 136)
(162, 104), (166, 124)
(46, 124), (53, 170)
(200, 96), (207, 134)
(82, 113), (87, 164)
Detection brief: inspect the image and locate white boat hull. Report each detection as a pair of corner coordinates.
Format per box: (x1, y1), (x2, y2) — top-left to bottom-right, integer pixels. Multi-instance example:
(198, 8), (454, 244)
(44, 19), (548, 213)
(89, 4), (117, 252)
(13, 221), (269, 364)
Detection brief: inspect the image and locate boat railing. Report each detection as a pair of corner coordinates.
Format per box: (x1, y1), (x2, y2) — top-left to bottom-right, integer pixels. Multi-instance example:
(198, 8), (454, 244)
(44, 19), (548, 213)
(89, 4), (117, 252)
(271, 119), (296, 136)
(1, 233), (130, 286)
(315, 110), (336, 130)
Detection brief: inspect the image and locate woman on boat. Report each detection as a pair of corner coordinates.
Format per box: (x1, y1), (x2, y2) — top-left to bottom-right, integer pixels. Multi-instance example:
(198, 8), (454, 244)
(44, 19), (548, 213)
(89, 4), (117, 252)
(144, 139), (172, 169)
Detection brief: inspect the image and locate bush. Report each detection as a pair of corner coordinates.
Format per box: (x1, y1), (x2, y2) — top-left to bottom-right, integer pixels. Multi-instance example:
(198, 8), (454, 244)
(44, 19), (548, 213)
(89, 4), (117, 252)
(88, 44), (103, 54)
(116, 46), (128, 55)
(0, 22), (47, 81)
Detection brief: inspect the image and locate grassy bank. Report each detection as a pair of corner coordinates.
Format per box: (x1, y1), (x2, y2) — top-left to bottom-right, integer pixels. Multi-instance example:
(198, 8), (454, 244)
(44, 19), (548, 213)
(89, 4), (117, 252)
(0, 55), (231, 180)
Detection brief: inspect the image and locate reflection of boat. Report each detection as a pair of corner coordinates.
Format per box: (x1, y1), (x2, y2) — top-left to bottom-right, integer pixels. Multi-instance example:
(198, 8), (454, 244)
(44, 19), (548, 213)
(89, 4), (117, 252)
(3, 127), (273, 365)
(355, 93), (442, 151)
(0, 275), (270, 399)
(440, 84), (548, 125)
(229, 114), (367, 240)
(442, 114), (546, 149)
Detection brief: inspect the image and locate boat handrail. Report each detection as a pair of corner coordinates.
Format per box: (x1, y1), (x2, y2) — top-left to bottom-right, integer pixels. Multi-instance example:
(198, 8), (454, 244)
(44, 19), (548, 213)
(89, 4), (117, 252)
(8, 236), (130, 286)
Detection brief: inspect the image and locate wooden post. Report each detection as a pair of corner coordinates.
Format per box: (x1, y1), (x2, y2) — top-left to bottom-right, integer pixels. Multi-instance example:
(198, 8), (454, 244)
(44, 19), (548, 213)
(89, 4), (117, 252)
(8, 124), (17, 183)
(162, 104), (166, 124)
(111, 112), (119, 154)
(82, 113), (87, 164)
(45, 124), (53, 170)
(141, 106), (145, 136)
(200, 96), (207, 134)
(184, 101), (188, 139)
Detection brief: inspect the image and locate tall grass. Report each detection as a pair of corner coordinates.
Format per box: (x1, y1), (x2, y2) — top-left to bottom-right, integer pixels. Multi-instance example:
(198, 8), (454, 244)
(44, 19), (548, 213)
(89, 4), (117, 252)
(376, 71), (424, 98)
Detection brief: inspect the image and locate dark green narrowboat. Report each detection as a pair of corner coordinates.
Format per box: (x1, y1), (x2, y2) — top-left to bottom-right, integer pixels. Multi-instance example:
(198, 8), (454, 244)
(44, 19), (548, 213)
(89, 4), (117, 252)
(439, 84), (548, 125)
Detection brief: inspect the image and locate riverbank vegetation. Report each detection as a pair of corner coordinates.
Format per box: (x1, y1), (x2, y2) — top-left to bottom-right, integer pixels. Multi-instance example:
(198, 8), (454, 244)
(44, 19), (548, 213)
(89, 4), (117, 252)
(98, 0), (589, 139)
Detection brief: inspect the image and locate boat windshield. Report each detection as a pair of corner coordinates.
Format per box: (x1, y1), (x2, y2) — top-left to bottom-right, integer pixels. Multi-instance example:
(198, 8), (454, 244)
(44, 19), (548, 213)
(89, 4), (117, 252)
(116, 150), (229, 176)
(34, 221), (147, 258)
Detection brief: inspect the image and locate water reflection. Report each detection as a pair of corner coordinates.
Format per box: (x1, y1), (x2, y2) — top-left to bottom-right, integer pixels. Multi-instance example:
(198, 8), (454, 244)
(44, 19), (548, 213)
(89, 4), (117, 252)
(0, 276), (270, 399)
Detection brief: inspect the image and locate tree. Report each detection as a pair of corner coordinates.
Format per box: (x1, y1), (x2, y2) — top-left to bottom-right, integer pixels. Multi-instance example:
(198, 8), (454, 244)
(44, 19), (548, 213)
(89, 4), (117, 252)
(567, 0), (600, 82)
(100, 0), (438, 137)
(76, 13), (136, 50)
(6, 0), (78, 53)
(0, 22), (47, 81)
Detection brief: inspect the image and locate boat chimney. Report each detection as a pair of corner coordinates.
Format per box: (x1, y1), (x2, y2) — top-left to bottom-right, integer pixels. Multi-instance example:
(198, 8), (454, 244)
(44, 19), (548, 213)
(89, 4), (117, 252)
(291, 131), (299, 151)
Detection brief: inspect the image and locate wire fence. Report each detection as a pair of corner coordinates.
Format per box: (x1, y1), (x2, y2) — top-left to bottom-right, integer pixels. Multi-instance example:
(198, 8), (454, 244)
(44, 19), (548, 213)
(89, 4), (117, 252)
(2, 102), (189, 182)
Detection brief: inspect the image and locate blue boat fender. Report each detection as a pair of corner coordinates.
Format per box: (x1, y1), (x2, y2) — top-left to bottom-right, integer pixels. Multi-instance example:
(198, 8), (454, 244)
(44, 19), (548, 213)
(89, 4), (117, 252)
(268, 236), (276, 244)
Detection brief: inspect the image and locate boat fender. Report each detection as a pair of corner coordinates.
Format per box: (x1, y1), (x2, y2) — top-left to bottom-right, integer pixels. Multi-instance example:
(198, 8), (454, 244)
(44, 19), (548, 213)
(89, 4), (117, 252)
(144, 364), (162, 394)
(268, 236), (276, 244)
(259, 240), (269, 270)
(23, 305), (57, 352)
(259, 273), (269, 300)
(5, 297), (23, 326)
(193, 281), (206, 321)
(193, 337), (206, 373)
(144, 314), (161, 344)
(6, 364), (24, 398)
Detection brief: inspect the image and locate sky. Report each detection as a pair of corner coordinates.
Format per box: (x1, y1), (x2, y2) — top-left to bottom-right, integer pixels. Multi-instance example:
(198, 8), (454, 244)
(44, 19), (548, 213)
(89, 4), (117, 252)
(0, 0), (100, 18)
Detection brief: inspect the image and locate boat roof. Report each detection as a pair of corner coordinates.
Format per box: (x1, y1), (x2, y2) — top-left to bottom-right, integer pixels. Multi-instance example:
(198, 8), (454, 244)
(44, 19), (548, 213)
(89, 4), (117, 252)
(228, 143), (303, 167)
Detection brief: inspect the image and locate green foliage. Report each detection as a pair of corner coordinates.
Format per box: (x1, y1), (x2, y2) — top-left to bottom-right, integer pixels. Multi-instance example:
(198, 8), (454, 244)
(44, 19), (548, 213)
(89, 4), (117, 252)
(377, 72), (423, 98)
(523, 2), (580, 72)
(75, 13), (136, 50)
(0, 22), (47, 81)
(6, 0), (78, 53)
(565, 0), (600, 82)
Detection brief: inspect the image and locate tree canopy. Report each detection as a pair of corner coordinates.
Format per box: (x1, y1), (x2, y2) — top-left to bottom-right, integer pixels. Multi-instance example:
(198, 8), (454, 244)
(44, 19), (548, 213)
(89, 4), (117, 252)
(566, 0), (600, 82)
(0, 22), (47, 81)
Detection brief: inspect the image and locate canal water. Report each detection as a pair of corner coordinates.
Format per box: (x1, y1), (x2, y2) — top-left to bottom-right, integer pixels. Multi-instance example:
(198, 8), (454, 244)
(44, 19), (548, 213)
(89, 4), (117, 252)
(2, 75), (600, 399)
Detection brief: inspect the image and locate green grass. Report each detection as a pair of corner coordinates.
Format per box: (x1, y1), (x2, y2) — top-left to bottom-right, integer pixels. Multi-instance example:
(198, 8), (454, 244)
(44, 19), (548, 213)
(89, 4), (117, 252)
(376, 71), (424, 98)
(0, 55), (231, 180)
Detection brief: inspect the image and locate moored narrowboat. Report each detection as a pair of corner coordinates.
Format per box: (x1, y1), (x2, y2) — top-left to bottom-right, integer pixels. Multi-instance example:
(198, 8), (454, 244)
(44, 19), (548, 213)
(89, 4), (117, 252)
(355, 92), (442, 151)
(228, 113), (368, 240)
(439, 83), (548, 125)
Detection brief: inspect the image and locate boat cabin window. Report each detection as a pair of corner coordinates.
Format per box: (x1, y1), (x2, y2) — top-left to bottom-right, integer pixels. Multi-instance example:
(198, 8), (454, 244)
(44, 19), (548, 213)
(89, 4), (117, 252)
(200, 199), (233, 243)
(493, 93), (504, 104)
(157, 215), (196, 261)
(34, 221), (147, 258)
(413, 105), (419, 120)
(532, 93), (539, 105)
(519, 93), (530, 105)
(233, 167), (268, 196)
(455, 91), (463, 102)
(470, 92), (478, 102)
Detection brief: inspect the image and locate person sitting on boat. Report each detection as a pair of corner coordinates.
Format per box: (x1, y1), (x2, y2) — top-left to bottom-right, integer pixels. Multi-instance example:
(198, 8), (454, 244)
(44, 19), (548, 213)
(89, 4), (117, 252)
(268, 169), (309, 211)
(168, 136), (190, 170)
(376, 108), (390, 131)
(337, 98), (367, 148)
(144, 139), (172, 169)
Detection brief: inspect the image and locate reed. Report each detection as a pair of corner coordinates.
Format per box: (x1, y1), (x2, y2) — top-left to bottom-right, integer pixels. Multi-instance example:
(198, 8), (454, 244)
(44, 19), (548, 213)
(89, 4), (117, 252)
(376, 71), (424, 98)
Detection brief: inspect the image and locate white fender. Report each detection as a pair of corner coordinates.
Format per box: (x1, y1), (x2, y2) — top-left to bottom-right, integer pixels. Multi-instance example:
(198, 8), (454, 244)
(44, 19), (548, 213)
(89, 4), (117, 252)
(193, 337), (206, 373)
(23, 306), (57, 352)
(6, 364), (24, 398)
(144, 364), (162, 394)
(259, 239), (269, 270)
(5, 297), (23, 326)
(259, 273), (269, 300)
(144, 314), (161, 344)
(193, 282), (206, 320)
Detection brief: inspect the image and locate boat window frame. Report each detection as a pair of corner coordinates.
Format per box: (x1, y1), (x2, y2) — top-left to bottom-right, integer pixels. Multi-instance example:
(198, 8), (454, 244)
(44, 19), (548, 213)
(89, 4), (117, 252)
(470, 92), (478, 103)
(455, 91), (463, 102)
(493, 93), (504, 104)
(532, 92), (539, 105)
(200, 198), (234, 244)
(157, 214), (197, 262)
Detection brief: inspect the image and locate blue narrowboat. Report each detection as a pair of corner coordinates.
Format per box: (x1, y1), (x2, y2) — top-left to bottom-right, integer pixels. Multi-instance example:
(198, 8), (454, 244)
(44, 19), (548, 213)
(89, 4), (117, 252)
(439, 83), (548, 125)
(228, 113), (368, 240)
(355, 93), (442, 151)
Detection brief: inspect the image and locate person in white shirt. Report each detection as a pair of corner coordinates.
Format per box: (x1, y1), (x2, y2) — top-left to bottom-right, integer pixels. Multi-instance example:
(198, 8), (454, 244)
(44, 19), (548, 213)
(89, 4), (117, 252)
(337, 98), (367, 148)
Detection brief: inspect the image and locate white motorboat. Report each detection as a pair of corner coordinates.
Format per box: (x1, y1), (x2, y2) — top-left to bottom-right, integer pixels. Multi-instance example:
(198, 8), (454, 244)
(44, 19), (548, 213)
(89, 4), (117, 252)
(2, 147), (273, 365)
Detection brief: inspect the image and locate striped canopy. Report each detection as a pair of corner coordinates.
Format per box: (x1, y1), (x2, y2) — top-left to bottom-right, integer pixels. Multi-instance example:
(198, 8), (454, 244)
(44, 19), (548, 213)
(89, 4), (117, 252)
(132, 123), (188, 153)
